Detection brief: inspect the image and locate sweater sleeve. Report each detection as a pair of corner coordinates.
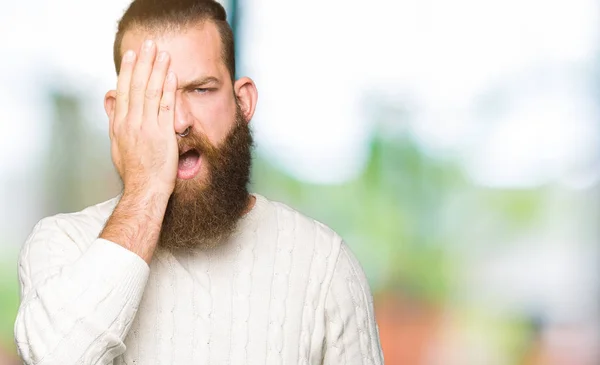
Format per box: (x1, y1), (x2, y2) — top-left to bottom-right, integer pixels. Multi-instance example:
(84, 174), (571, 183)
(14, 217), (150, 365)
(323, 242), (384, 365)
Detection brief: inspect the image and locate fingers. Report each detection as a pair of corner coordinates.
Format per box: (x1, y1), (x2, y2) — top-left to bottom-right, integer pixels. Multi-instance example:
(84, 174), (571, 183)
(114, 50), (136, 126)
(143, 51), (170, 122)
(158, 72), (177, 129)
(114, 40), (172, 134)
(128, 40), (157, 126)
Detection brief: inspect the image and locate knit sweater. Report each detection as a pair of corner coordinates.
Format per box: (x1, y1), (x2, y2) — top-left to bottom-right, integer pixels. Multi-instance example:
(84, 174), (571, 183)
(14, 193), (384, 365)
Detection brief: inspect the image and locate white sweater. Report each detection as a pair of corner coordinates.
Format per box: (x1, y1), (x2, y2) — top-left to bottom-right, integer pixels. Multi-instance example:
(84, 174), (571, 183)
(14, 194), (384, 365)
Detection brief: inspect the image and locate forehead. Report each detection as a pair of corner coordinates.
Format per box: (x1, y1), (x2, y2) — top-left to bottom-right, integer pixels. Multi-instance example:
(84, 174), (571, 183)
(120, 22), (226, 82)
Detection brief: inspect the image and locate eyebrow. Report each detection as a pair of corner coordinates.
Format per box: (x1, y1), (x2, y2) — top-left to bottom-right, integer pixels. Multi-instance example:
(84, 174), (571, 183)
(178, 76), (221, 90)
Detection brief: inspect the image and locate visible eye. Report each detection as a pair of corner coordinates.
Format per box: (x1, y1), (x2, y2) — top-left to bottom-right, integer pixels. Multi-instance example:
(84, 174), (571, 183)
(194, 88), (209, 94)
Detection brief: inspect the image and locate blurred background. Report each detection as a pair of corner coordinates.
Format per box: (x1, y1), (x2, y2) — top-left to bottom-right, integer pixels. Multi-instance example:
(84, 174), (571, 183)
(1, 0), (599, 364)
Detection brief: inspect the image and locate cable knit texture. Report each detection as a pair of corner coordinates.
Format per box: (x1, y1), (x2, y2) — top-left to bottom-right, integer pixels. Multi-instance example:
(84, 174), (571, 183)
(14, 194), (384, 365)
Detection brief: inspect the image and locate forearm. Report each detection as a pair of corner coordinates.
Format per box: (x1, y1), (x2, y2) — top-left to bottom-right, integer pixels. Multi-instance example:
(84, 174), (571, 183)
(15, 237), (149, 365)
(100, 187), (170, 264)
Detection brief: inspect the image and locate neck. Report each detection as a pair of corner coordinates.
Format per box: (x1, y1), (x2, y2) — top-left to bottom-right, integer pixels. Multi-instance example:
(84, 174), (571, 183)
(242, 194), (256, 216)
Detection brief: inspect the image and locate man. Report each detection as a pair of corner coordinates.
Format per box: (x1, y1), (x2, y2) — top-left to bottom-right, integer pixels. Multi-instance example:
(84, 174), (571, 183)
(14, 0), (384, 364)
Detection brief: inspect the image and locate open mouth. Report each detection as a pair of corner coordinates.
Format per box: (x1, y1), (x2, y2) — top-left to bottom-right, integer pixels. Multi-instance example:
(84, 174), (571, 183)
(177, 148), (202, 180)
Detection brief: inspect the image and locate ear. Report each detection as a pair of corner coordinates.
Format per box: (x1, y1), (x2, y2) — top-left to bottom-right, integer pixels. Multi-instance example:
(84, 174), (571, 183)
(104, 90), (117, 136)
(233, 77), (258, 122)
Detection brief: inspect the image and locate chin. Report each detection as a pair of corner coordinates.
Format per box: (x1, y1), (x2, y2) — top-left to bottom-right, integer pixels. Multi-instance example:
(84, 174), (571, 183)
(172, 177), (208, 203)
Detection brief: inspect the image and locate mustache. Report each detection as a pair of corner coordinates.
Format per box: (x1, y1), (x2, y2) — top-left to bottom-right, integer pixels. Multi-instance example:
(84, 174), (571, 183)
(177, 129), (215, 156)
(177, 103), (246, 157)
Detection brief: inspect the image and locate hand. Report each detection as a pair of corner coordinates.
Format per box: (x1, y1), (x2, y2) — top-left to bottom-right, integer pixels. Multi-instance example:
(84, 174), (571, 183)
(109, 40), (178, 197)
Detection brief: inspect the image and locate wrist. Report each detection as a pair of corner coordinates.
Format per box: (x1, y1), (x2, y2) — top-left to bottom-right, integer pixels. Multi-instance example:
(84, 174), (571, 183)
(121, 190), (170, 222)
(101, 186), (171, 264)
(122, 183), (172, 205)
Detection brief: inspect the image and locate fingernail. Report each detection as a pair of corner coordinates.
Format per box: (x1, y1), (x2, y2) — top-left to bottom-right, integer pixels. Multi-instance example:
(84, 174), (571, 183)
(158, 52), (167, 62)
(144, 40), (154, 52)
(167, 72), (176, 83)
(123, 50), (135, 63)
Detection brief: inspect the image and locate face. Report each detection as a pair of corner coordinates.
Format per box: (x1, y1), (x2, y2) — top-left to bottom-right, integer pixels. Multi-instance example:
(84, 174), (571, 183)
(120, 21), (246, 180)
(106, 21), (258, 250)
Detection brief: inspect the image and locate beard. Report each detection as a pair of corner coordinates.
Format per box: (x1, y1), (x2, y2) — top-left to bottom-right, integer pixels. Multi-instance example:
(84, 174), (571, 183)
(158, 103), (253, 250)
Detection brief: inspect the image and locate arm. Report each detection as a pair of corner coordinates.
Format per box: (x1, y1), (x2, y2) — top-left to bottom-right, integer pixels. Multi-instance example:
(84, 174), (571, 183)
(14, 217), (151, 365)
(14, 40), (179, 365)
(14, 189), (169, 364)
(323, 243), (385, 365)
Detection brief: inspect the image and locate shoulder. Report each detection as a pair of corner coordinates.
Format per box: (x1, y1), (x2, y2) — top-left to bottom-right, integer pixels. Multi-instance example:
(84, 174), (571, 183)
(259, 195), (346, 276)
(259, 196), (375, 312)
(36, 196), (118, 239)
(20, 196), (120, 260)
(265, 196), (343, 249)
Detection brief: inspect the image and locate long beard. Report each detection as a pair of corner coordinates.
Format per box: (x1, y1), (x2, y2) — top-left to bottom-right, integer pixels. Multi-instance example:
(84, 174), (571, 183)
(158, 105), (253, 250)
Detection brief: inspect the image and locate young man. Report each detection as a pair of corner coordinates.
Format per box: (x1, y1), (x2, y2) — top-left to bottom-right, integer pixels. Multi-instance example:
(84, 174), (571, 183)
(14, 0), (384, 363)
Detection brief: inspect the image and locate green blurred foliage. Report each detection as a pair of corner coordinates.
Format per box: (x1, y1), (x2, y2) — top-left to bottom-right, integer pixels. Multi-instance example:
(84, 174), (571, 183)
(0, 247), (19, 355)
(0, 90), (550, 361)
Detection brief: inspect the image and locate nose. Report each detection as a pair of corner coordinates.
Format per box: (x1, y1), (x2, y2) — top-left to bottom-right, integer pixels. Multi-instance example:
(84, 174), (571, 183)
(174, 94), (194, 136)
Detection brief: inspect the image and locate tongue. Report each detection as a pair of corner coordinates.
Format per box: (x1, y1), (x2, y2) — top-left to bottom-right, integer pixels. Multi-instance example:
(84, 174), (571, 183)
(178, 151), (199, 170)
